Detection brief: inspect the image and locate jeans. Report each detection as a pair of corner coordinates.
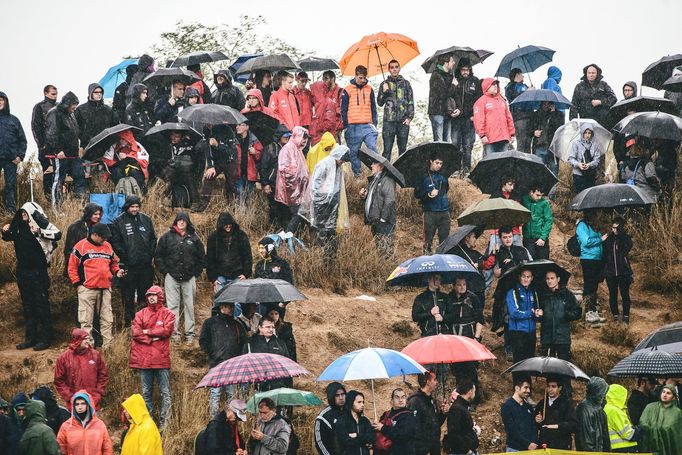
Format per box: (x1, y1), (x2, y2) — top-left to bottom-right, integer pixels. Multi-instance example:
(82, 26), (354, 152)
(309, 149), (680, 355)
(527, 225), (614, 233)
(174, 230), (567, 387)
(535, 147), (559, 176)
(53, 158), (86, 203)
(164, 275), (196, 338)
(209, 384), (235, 418)
(523, 237), (549, 260)
(429, 115), (450, 142)
(423, 211), (451, 254)
(235, 178), (255, 197)
(0, 159), (17, 212)
(140, 368), (171, 428)
(382, 121), (409, 160)
(450, 117), (476, 170)
(606, 275), (632, 317)
(483, 140), (509, 156)
(580, 259), (603, 312)
(344, 124), (378, 175)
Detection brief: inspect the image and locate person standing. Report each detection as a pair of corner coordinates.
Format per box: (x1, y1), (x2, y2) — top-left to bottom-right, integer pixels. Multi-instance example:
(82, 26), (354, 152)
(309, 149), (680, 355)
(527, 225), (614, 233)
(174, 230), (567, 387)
(412, 274), (451, 337)
(448, 278), (483, 388)
(529, 101), (564, 175)
(275, 126), (310, 232)
(604, 384), (639, 453)
(234, 120), (263, 197)
(427, 54), (456, 142)
(269, 72), (301, 133)
(110, 195), (157, 327)
(19, 400), (61, 455)
(63, 203), (102, 276)
(341, 65), (378, 176)
(31, 85), (58, 199)
(415, 153), (450, 254)
(75, 83), (116, 151)
(569, 63), (617, 126)
(521, 185), (553, 260)
(450, 58), (482, 172)
(314, 382), (346, 455)
(473, 78), (515, 155)
(310, 71), (343, 145)
(504, 68), (534, 152)
(254, 236), (293, 283)
(377, 60), (414, 160)
(534, 378), (578, 450)
(505, 268), (541, 378)
(602, 216), (634, 324)
(627, 377), (657, 426)
(444, 380), (480, 455)
(244, 318), (291, 391)
(249, 398), (291, 455)
(154, 81), (187, 123)
(576, 211), (606, 325)
(129, 286), (175, 430)
(568, 122), (602, 193)
(56, 391), (113, 455)
(500, 378), (538, 452)
(372, 388), (416, 455)
(335, 391), (375, 455)
(120, 393), (162, 455)
(113, 64), (138, 122)
(293, 72), (313, 132)
(639, 385), (682, 455)
(125, 83), (156, 137)
(212, 70), (246, 110)
(541, 66), (564, 110)
(155, 212), (206, 343)
(0, 91), (27, 213)
(576, 376), (611, 452)
(407, 371), (448, 455)
(359, 158), (397, 257)
(206, 212), (252, 292)
(29, 387), (70, 436)
(539, 270), (581, 363)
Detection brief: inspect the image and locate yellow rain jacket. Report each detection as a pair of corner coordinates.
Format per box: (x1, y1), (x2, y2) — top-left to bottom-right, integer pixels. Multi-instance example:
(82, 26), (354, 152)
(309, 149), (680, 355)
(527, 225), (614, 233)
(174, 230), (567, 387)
(306, 132), (336, 175)
(121, 394), (163, 455)
(604, 384), (638, 451)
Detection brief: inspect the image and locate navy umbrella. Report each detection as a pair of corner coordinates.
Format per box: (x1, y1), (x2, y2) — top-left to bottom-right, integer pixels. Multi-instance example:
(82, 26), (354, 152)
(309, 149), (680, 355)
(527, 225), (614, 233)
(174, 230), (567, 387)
(386, 254), (483, 288)
(570, 183), (657, 211)
(421, 46), (493, 74)
(642, 54), (682, 90)
(608, 349), (682, 378)
(662, 75), (682, 93)
(495, 45), (555, 84)
(469, 150), (557, 195)
(612, 111), (682, 142)
(509, 88), (572, 110)
(229, 53), (263, 84)
(634, 322), (682, 354)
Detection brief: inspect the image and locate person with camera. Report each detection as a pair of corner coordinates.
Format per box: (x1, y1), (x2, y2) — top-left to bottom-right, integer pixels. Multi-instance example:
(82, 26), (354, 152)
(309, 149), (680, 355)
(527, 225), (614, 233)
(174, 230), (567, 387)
(601, 216), (634, 324)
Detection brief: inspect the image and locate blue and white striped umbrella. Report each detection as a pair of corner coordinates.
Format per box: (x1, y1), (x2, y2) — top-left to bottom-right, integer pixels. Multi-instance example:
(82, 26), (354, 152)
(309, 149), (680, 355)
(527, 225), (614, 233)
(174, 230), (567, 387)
(318, 347), (426, 381)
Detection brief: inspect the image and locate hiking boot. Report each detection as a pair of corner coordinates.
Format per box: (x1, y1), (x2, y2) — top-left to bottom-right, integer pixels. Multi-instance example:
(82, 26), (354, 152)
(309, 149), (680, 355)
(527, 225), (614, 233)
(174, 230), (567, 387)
(33, 342), (50, 351)
(613, 314), (621, 323)
(623, 316), (630, 325)
(16, 341), (35, 350)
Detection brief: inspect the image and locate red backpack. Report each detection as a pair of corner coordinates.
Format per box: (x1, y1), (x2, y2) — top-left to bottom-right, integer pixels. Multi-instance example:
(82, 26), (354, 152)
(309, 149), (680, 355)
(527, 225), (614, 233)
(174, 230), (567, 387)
(374, 410), (413, 452)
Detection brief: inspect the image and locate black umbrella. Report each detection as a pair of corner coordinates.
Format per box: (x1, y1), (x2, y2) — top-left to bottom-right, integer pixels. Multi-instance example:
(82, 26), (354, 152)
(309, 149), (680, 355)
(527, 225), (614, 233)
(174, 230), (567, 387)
(495, 260), (571, 298)
(421, 46), (493, 73)
(143, 68), (201, 87)
(642, 54), (682, 90)
(469, 150), (557, 195)
(509, 89), (572, 111)
(297, 57), (340, 72)
(169, 50), (229, 68)
(570, 183), (657, 211)
(393, 141), (462, 188)
(456, 198), (530, 230)
(243, 111), (281, 146)
(435, 225), (484, 254)
(235, 54), (301, 75)
(495, 45), (555, 84)
(504, 356), (590, 381)
(634, 322), (682, 353)
(83, 124), (141, 161)
(145, 122), (203, 144)
(214, 278), (307, 304)
(612, 111), (682, 142)
(608, 349), (682, 378)
(607, 96), (678, 129)
(359, 147), (406, 187)
(662, 75), (682, 93)
(178, 104), (247, 129)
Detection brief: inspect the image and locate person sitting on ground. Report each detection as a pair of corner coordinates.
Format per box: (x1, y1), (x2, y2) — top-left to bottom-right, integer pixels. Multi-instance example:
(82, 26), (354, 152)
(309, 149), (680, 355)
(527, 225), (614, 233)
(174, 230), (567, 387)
(249, 397), (291, 455)
(314, 382), (346, 455)
(195, 399), (247, 455)
(601, 216), (634, 325)
(335, 390), (375, 455)
(29, 387), (69, 436)
(500, 378), (538, 452)
(372, 387), (416, 455)
(412, 273), (452, 337)
(101, 129), (149, 191)
(120, 393), (162, 455)
(57, 391), (113, 455)
(534, 377), (578, 450)
(163, 129), (201, 209)
(197, 124), (239, 209)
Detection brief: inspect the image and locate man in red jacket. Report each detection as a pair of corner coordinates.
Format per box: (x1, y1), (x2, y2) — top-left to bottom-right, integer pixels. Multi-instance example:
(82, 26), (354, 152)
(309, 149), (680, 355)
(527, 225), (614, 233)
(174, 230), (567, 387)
(268, 72), (301, 132)
(129, 286), (175, 430)
(473, 78), (515, 156)
(310, 71), (343, 146)
(293, 72), (313, 131)
(68, 223), (125, 347)
(53, 328), (108, 410)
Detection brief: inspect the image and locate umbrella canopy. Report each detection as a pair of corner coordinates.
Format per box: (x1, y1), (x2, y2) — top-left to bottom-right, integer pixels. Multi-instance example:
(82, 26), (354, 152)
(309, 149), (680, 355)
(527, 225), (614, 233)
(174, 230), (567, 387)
(145, 122), (203, 144)
(435, 225), (484, 255)
(495, 260), (571, 297)
(634, 322), (682, 353)
(317, 347), (425, 381)
(169, 50), (229, 67)
(642, 54), (682, 90)
(421, 46), (493, 74)
(608, 349), (682, 378)
(495, 45), (555, 78)
(83, 124), (141, 161)
(402, 334), (496, 364)
(243, 111), (281, 146)
(608, 96), (678, 128)
(662, 75), (682, 93)
(297, 57), (340, 72)
(359, 147), (406, 187)
(143, 68), (201, 87)
(509, 88), (572, 110)
(246, 388), (322, 413)
(504, 356), (590, 381)
(214, 278), (306, 304)
(549, 119), (612, 162)
(235, 54), (301, 76)
(457, 198), (531, 230)
(570, 183), (657, 211)
(195, 353), (309, 388)
(178, 104), (247, 129)
(98, 58), (138, 99)
(612, 111), (682, 142)
(469, 150), (557, 195)
(229, 53), (263, 84)
(393, 141), (462, 188)
(339, 32), (420, 77)
(386, 254), (483, 288)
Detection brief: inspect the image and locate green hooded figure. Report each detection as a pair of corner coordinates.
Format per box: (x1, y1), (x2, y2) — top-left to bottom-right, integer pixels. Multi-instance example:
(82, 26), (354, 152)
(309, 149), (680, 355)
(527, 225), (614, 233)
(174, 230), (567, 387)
(639, 384), (682, 455)
(19, 400), (61, 455)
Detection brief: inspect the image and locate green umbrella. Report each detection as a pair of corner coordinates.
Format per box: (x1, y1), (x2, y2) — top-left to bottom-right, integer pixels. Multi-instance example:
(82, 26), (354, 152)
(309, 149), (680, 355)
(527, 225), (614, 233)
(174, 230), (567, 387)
(456, 197), (530, 230)
(246, 387), (323, 413)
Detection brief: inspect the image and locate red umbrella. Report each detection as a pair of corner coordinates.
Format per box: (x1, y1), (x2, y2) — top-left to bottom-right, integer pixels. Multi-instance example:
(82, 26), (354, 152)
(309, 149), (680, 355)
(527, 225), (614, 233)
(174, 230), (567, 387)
(401, 334), (496, 364)
(195, 353), (310, 389)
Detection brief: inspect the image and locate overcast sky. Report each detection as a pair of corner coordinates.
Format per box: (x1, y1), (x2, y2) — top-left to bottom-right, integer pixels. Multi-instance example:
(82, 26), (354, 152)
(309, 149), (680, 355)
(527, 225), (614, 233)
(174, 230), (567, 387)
(2, 0), (680, 150)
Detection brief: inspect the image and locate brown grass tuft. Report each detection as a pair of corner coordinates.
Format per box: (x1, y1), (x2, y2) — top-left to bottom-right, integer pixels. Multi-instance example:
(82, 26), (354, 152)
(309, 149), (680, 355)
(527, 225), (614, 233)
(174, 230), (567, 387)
(599, 323), (637, 348)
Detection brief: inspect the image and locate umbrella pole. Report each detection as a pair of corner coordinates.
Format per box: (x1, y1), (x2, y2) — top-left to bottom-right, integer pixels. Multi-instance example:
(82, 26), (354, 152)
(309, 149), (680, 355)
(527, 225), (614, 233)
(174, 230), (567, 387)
(522, 55), (533, 87)
(374, 46), (386, 81)
(371, 378), (378, 421)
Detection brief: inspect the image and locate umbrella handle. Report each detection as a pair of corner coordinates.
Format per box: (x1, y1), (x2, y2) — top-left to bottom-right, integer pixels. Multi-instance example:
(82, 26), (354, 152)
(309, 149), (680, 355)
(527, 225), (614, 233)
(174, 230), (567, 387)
(371, 378), (378, 421)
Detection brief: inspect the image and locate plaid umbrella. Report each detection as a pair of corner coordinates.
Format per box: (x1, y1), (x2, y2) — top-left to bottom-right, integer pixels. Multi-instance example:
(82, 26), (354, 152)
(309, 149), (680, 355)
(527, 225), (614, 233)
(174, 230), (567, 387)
(195, 353), (310, 389)
(608, 349), (682, 378)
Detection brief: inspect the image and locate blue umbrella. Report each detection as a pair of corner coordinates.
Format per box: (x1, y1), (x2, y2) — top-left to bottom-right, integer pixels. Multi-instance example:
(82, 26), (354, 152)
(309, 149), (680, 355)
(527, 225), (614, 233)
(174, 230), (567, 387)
(318, 347), (426, 419)
(98, 59), (138, 99)
(495, 45), (555, 84)
(509, 88), (572, 110)
(229, 53), (263, 84)
(386, 254), (483, 288)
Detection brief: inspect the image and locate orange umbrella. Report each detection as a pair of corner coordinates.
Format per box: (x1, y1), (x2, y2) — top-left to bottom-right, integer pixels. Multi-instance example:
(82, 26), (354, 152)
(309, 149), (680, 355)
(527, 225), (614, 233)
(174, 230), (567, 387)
(339, 32), (420, 78)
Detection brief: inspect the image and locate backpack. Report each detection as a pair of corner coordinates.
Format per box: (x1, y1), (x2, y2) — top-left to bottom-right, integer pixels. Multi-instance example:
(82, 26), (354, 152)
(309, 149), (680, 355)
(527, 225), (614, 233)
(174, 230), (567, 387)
(115, 176), (142, 197)
(567, 235), (581, 257)
(374, 410), (412, 453)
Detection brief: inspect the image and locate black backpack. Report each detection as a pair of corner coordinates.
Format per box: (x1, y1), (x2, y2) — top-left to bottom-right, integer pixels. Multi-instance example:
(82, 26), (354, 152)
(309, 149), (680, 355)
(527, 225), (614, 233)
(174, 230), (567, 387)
(566, 234), (581, 257)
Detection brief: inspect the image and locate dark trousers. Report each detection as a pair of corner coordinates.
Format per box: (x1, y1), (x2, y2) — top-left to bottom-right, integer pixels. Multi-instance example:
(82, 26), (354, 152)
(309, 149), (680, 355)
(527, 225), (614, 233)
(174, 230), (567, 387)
(510, 330), (536, 382)
(165, 165), (199, 207)
(371, 221), (395, 257)
(382, 121), (409, 160)
(606, 275), (632, 317)
(0, 159), (17, 213)
(514, 118), (532, 152)
(200, 163), (237, 203)
(573, 173), (596, 194)
(580, 259), (603, 311)
(450, 117), (476, 171)
(38, 151), (54, 200)
(53, 158), (86, 203)
(423, 211), (451, 254)
(266, 193), (290, 231)
(17, 268), (53, 344)
(121, 265), (154, 327)
(523, 237), (550, 260)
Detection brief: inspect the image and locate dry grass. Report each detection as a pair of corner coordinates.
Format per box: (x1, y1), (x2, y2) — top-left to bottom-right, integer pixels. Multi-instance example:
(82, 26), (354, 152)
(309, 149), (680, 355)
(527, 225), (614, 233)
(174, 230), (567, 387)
(571, 344), (624, 378)
(599, 323), (637, 348)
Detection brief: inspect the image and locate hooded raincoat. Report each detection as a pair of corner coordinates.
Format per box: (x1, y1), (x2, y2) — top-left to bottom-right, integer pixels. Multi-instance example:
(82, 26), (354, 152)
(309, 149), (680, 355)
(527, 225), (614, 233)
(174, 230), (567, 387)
(275, 126), (309, 207)
(30, 387), (70, 435)
(241, 89), (275, 117)
(567, 122), (602, 177)
(120, 394), (162, 455)
(569, 64), (617, 125)
(129, 286), (175, 370)
(306, 131), (336, 175)
(639, 385), (682, 455)
(310, 80), (342, 143)
(19, 401), (61, 455)
(576, 376), (611, 452)
(473, 78), (515, 144)
(604, 384), (638, 451)
(212, 70), (245, 110)
(75, 83), (116, 148)
(56, 391), (113, 455)
(0, 91), (27, 161)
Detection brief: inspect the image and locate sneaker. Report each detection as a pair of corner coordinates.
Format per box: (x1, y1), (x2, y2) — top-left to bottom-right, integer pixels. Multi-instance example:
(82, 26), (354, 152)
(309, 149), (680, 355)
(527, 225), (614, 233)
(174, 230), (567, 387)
(623, 316), (630, 325)
(613, 315), (621, 323)
(585, 311), (599, 323)
(171, 336), (181, 344)
(185, 336), (195, 346)
(16, 341), (35, 350)
(594, 312), (607, 323)
(33, 342), (50, 351)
